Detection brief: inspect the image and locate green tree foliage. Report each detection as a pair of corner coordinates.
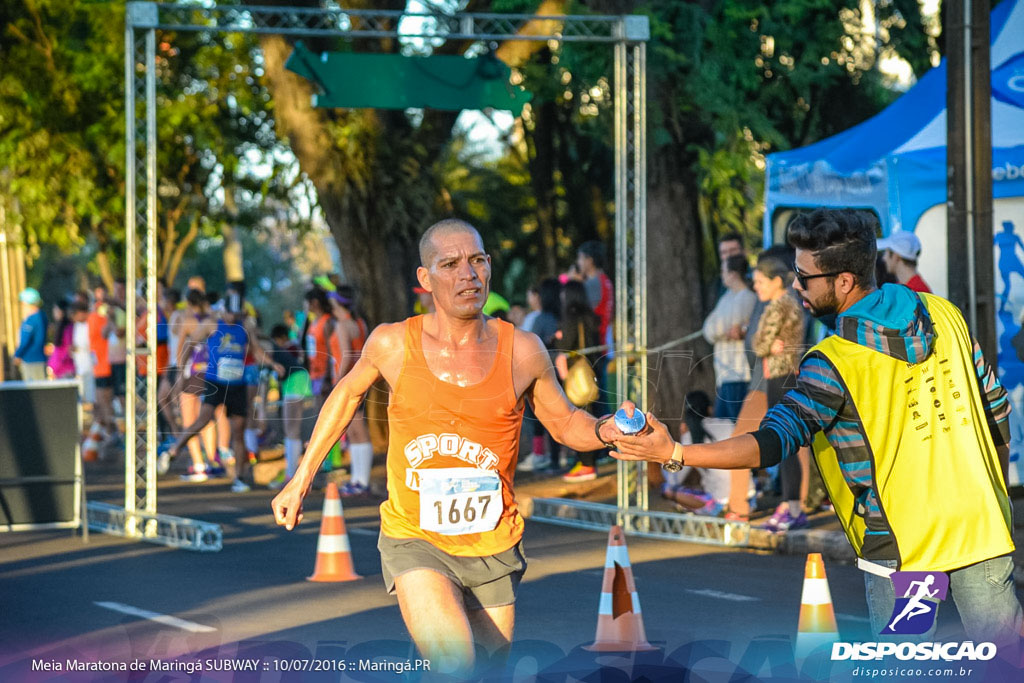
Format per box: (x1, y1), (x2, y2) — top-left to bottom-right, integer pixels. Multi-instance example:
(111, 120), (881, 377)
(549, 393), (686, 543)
(0, 0), (303, 286)
(523, 0), (933, 422)
(0, 0), (124, 261)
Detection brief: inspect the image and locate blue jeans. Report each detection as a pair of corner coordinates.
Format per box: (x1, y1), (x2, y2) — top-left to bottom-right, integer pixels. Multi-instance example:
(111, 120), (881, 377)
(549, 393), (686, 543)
(714, 381), (748, 422)
(864, 555), (1023, 647)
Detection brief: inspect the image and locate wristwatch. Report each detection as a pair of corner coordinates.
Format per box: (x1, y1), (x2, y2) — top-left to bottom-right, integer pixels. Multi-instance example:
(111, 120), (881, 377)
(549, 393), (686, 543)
(662, 442), (685, 472)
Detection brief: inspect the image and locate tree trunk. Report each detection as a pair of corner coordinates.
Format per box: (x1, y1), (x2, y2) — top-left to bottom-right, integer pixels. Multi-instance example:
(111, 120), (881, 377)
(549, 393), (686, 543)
(221, 190), (244, 284)
(527, 94), (559, 276)
(259, 35), (421, 324)
(646, 144), (715, 436)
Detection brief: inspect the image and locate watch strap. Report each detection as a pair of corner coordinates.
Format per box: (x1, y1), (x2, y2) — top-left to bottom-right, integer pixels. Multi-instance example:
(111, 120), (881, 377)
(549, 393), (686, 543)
(663, 442), (685, 471)
(594, 414), (615, 449)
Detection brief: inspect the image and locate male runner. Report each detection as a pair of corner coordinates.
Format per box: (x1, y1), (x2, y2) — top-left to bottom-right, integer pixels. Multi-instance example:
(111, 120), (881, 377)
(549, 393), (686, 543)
(272, 219), (626, 675)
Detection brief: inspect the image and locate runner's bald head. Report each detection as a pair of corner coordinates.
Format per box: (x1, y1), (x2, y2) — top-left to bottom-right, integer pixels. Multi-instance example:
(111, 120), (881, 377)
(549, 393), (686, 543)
(419, 219), (482, 267)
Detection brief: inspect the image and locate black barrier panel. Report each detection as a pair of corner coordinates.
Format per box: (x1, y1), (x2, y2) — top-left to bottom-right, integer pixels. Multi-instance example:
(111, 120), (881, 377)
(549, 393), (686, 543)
(0, 382), (79, 527)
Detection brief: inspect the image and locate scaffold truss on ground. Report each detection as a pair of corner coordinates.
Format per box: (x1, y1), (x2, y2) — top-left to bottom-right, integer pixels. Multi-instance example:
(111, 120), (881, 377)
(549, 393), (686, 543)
(122, 1), (664, 548)
(529, 498), (752, 546)
(87, 501), (223, 551)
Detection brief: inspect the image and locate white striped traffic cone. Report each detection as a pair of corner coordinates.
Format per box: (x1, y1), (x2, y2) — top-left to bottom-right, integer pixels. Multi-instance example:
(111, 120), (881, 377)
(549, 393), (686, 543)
(307, 482), (361, 582)
(82, 424), (103, 462)
(795, 553), (840, 659)
(585, 525), (657, 652)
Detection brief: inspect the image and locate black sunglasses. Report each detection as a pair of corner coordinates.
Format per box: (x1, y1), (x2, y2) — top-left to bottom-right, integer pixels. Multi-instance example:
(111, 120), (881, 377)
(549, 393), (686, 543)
(794, 269), (844, 288)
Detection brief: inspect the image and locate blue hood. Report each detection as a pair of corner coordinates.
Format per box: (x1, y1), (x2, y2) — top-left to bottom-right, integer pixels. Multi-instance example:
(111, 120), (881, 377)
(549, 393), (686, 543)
(834, 283), (936, 364)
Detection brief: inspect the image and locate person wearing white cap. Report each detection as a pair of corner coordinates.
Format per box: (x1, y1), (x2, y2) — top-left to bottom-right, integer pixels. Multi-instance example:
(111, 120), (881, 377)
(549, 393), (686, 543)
(15, 288), (48, 381)
(877, 230), (931, 293)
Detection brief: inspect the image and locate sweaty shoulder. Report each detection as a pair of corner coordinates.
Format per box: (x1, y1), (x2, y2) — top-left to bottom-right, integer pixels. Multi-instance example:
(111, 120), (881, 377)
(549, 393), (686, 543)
(362, 321), (407, 370)
(512, 327), (551, 379)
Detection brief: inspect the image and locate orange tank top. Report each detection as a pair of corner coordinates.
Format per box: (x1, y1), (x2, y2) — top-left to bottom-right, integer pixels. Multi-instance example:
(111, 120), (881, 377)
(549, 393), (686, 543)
(329, 321), (345, 382)
(379, 316), (525, 556)
(352, 318), (368, 353)
(88, 310), (111, 378)
(306, 314), (330, 380)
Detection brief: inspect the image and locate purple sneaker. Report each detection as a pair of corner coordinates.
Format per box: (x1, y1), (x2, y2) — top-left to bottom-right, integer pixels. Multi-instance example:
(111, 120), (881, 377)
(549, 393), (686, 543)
(761, 505), (808, 532)
(760, 504), (790, 532)
(339, 481), (369, 497)
(776, 511), (808, 531)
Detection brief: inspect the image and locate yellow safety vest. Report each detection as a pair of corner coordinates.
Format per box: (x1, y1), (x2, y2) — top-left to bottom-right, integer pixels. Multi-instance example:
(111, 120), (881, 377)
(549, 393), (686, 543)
(809, 293), (1013, 572)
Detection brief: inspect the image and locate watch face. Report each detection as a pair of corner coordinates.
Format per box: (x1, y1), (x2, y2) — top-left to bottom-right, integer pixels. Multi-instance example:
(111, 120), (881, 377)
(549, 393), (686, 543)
(662, 460), (683, 472)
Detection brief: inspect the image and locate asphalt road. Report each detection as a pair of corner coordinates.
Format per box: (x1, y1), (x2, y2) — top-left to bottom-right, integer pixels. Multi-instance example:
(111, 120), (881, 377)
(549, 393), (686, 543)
(1, 478), (1019, 682)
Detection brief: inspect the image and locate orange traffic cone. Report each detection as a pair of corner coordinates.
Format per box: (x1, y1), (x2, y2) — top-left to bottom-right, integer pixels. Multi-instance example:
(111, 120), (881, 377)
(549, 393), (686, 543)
(82, 424), (102, 462)
(795, 553), (839, 659)
(307, 482), (361, 582)
(585, 526), (658, 652)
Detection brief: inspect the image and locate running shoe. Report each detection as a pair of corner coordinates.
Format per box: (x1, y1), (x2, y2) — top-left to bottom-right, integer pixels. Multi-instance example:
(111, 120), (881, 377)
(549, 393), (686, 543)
(760, 504), (789, 531)
(267, 472), (287, 491)
(180, 465), (209, 482)
(339, 481), (369, 497)
(761, 505), (808, 532)
(775, 511), (808, 532)
(517, 453), (551, 472)
(157, 450), (171, 475)
(230, 478), (251, 493)
(562, 462), (597, 482)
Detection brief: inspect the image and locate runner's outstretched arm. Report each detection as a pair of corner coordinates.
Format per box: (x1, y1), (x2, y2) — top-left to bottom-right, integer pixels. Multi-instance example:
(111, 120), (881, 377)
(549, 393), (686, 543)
(271, 324), (398, 530)
(612, 412), (762, 469)
(518, 332), (623, 451)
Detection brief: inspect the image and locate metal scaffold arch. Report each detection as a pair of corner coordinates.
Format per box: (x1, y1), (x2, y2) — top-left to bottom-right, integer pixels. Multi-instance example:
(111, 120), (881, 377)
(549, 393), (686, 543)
(114, 1), (733, 551)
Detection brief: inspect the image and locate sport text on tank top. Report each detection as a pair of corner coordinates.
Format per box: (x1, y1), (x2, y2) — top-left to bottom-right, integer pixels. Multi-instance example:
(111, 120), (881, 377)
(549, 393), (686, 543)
(379, 316), (525, 557)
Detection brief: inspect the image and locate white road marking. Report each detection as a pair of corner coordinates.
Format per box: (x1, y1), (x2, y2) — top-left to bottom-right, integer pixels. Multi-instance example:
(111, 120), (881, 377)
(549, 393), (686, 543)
(685, 588), (760, 602)
(94, 601), (217, 633)
(209, 505), (244, 513)
(346, 528), (378, 536)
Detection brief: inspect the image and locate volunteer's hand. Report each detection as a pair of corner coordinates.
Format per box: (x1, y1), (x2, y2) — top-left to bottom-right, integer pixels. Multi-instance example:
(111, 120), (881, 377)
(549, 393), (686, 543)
(610, 412), (675, 463)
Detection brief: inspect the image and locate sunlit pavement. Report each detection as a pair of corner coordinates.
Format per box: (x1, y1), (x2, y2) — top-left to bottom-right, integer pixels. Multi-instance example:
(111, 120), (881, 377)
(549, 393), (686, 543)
(1, 471), (1020, 681)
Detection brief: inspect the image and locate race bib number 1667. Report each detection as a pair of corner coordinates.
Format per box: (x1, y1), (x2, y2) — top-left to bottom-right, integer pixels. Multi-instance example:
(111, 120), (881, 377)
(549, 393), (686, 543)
(418, 468), (503, 536)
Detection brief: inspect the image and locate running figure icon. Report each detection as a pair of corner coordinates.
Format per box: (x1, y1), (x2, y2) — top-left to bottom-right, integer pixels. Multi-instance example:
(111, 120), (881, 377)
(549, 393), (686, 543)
(888, 574), (939, 631)
(882, 571), (950, 635)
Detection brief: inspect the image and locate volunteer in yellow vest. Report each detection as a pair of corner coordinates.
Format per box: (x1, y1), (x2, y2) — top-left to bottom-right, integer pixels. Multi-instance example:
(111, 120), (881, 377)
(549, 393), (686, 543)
(271, 219), (629, 675)
(612, 208), (1022, 648)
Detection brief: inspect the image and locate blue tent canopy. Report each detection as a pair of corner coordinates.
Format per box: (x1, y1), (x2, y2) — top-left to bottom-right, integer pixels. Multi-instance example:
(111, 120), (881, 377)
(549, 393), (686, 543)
(763, 0), (1024, 242)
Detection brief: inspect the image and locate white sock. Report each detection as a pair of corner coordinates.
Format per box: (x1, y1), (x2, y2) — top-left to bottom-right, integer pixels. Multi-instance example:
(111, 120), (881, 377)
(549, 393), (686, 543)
(244, 428), (259, 454)
(284, 438), (302, 478)
(349, 442), (374, 487)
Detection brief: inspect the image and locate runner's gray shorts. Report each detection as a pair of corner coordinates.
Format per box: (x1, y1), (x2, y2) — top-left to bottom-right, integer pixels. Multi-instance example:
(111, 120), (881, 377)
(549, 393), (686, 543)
(378, 533), (527, 610)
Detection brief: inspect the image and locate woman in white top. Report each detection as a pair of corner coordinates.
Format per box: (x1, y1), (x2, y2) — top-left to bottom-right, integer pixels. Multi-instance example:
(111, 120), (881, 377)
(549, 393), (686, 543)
(70, 302), (95, 403)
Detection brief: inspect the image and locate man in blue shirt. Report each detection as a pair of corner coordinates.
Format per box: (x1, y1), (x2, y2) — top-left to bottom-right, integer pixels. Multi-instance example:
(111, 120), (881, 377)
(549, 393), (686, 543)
(14, 288), (48, 381)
